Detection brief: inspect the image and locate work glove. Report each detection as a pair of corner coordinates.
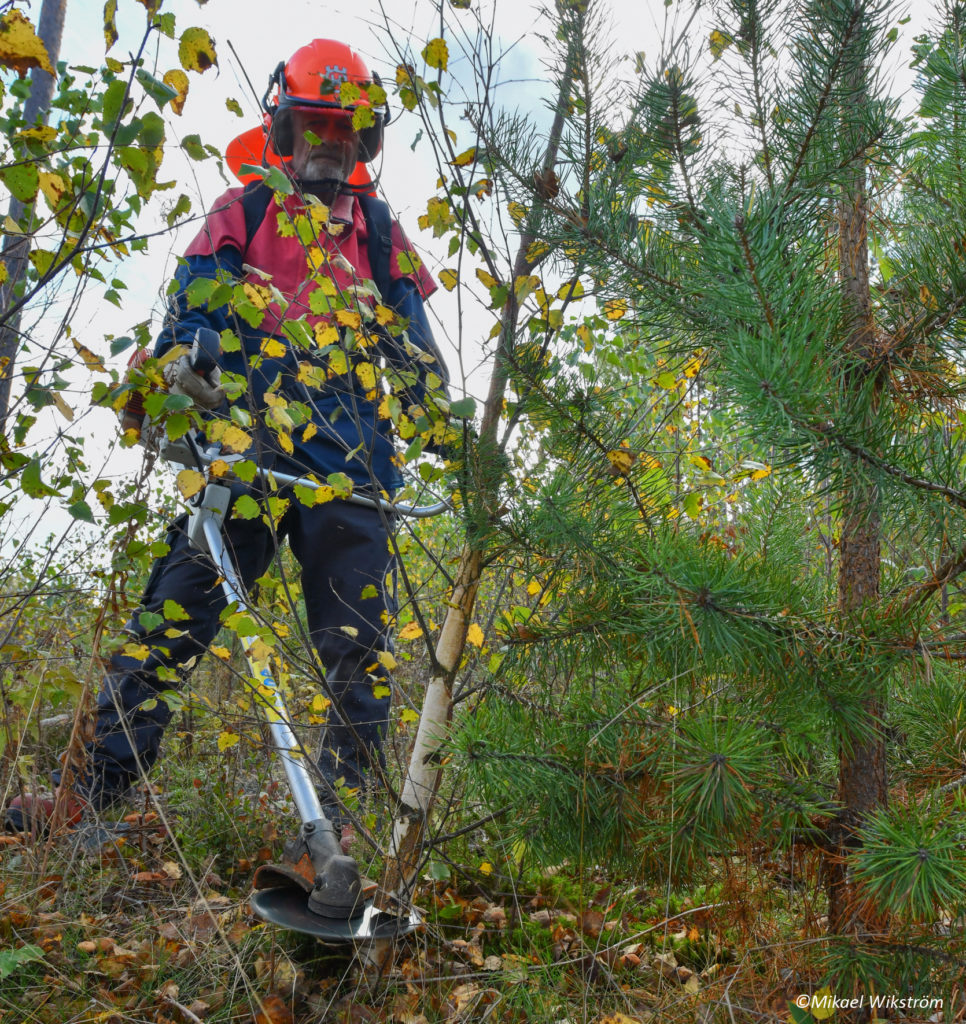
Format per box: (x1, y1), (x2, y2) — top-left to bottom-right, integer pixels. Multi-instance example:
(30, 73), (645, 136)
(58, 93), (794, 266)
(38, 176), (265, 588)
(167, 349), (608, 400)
(118, 331), (225, 455)
(162, 352), (225, 410)
(118, 348), (165, 455)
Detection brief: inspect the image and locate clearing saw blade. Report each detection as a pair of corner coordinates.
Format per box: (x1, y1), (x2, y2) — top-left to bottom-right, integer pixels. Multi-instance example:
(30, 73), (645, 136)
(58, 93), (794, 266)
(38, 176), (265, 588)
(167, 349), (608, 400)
(250, 886), (421, 943)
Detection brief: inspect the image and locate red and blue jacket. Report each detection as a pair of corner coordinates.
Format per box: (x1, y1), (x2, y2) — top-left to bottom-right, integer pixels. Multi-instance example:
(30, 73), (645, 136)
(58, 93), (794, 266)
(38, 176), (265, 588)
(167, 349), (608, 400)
(155, 185), (448, 493)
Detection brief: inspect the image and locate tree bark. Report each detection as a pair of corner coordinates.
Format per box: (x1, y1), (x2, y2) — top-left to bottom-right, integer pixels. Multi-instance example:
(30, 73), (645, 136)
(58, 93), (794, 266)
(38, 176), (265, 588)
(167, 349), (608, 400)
(828, 16), (888, 934)
(0, 0), (68, 428)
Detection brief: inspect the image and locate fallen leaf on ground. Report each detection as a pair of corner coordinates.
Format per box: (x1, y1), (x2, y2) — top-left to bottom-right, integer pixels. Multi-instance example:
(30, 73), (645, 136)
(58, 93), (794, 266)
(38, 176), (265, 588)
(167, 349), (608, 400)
(254, 993), (293, 1024)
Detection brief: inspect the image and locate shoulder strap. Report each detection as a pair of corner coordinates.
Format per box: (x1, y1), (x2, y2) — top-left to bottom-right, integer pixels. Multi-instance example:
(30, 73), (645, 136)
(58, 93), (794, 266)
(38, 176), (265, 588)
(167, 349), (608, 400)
(357, 193), (394, 305)
(241, 181), (274, 253)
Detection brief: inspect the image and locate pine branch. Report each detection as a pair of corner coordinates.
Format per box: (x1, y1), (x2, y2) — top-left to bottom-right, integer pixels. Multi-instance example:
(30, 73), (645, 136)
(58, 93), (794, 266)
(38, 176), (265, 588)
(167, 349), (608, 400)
(900, 538), (966, 615)
(756, 380), (966, 511)
(734, 213), (777, 331)
(782, 3), (863, 197)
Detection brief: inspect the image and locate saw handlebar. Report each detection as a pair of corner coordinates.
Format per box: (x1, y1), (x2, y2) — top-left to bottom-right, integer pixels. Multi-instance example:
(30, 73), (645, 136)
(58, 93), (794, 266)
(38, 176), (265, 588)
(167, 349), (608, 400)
(188, 327), (221, 378)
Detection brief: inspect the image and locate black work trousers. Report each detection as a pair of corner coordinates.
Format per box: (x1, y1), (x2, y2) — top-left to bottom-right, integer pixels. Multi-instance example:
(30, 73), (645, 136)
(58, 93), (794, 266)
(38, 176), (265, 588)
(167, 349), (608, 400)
(74, 495), (396, 823)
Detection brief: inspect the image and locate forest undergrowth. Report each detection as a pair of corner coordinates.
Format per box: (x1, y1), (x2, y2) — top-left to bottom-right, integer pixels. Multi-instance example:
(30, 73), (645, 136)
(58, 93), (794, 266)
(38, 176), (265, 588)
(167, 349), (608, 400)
(2, 626), (961, 1024)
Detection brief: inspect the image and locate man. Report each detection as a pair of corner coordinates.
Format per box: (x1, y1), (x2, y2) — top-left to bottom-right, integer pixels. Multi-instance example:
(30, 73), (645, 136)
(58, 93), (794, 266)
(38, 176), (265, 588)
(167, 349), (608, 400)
(6, 39), (449, 846)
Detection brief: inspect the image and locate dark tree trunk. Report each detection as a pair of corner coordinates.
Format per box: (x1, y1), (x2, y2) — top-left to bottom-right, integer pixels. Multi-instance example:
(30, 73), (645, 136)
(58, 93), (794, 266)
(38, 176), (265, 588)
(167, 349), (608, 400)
(0, 0), (68, 428)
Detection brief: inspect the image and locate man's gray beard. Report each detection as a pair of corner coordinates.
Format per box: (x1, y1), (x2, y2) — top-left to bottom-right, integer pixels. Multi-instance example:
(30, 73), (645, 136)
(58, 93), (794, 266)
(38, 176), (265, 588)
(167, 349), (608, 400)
(299, 154), (347, 183)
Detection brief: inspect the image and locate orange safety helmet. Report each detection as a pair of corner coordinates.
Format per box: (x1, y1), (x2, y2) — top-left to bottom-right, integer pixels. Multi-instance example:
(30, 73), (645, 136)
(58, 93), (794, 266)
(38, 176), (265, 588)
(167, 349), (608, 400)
(262, 39), (389, 163)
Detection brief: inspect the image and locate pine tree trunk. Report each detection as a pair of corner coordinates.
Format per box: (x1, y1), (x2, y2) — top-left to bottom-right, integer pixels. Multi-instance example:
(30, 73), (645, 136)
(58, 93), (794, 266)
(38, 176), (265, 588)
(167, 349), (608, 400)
(828, 25), (887, 932)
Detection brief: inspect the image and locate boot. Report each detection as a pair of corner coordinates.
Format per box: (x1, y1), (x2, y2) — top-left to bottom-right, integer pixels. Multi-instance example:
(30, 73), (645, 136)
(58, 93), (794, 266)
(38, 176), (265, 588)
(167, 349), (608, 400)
(4, 787), (90, 834)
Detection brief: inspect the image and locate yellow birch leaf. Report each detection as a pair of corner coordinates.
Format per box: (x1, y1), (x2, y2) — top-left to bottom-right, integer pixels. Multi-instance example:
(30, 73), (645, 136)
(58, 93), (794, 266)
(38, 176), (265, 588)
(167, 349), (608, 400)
(38, 172), (68, 210)
(374, 304), (395, 325)
(422, 37), (449, 72)
(514, 275), (539, 302)
(328, 350), (348, 376)
(476, 268), (498, 289)
(104, 0), (118, 50)
(373, 684), (391, 699)
(607, 449), (635, 475)
(467, 623), (484, 647)
(683, 355), (702, 378)
(217, 731), (240, 752)
(0, 11), (54, 77)
(398, 620), (423, 641)
(72, 338), (106, 372)
(335, 309), (362, 329)
(260, 337), (286, 358)
(207, 421), (251, 453)
(810, 988), (835, 1021)
(314, 323), (340, 346)
(18, 124), (56, 142)
(449, 146), (477, 167)
(557, 278), (584, 300)
(439, 269), (459, 291)
(604, 298), (628, 320)
(176, 469), (205, 498)
(352, 105), (375, 131)
(163, 68), (189, 114)
(507, 201), (527, 226)
(221, 425), (251, 453)
(244, 282), (273, 309)
(526, 240), (550, 262)
(400, 707), (419, 723)
(0, 260), (6, 285)
(355, 362), (376, 390)
(248, 638), (274, 665)
(376, 650), (398, 671)
(709, 29), (734, 60)
(210, 645), (231, 659)
(338, 80), (360, 107)
(52, 392), (74, 422)
(178, 27), (217, 74)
